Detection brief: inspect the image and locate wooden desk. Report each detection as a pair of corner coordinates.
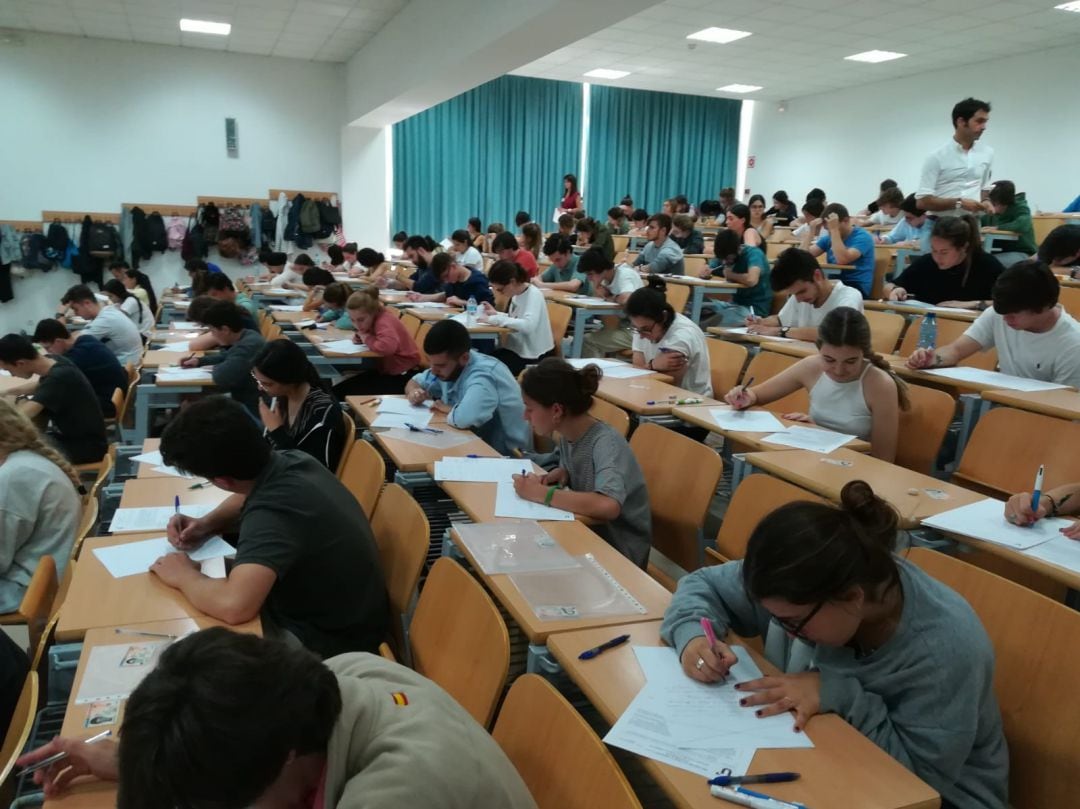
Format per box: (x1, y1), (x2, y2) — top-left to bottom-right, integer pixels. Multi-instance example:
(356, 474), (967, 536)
(405, 309), (511, 336)
(301, 326), (381, 360)
(150, 328), (204, 342)
(140, 349), (204, 369)
(448, 522), (671, 649)
(546, 622), (939, 809)
(345, 395), (500, 473)
(672, 405), (870, 453)
(864, 300), (978, 323)
(658, 275), (739, 322)
(980, 388), (1080, 421)
(270, 309), (315, 324)
(707, 327), (816, 354)
(758, 340), (818, 360)
(743, 448), (983, 529)
(117, 477), (229, 514)
(56, 533), (258, 642)
(594, 376), (721, 417)
(554, 297), (624, 358)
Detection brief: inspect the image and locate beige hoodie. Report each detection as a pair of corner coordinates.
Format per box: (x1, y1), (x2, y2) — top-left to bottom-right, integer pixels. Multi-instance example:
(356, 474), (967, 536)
(322, 654), (537, 809)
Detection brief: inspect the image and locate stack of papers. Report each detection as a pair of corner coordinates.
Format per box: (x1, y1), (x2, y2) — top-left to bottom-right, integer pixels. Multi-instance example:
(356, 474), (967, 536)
(708, 407), (786, 432)
(604, 646), (811, 778)
(370, 406), (433, 430)
(318, 339), (368, 354)
(157, 341), (191, 352)
(156, 367), (213, 383)
(109, 504), (216, 533)
(92, 535), (235, 578)
(434, 457), (527, 482)
(921, 367), (1069, 392)
(921, 498), (1072, 551)
(269, 304), (305, 312)
(761, 425), (856, 454)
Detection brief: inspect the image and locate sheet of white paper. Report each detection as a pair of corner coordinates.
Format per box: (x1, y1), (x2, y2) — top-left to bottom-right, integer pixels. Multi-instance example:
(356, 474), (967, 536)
(170, 300), (189, 309)
(494, 481), (575, 521)
(130, 450), (163, 466)
(376, 398), (433, 416)
(604, 717), (754, 780)
(157, 342), (191, 352)
(761, 425), (855, 454)
(921, 498), (1067, 551)
(397, 302), (450, 309)
(295, 319), (317, 328)
(261, 288), (304, 297)
(92, 535), (235, 578)
(1022, 533), (1080, 573)
(381, 427), (475, 449)
(708, 407), (786, 432)
(565, 296), (619, 307)
(370, 410), (433, 430)
(721, 327), (796, 342)
(434, 457), (527, 483)
(601, 364), (656, 379)
(150, 465), (199, 480)
(155, 368), (214, 383)
(921, 366), (1069, 392)
(447, 313), (471, 325)
(170, 321), (200, 330)
(108, 504), (216, 533)
(565, 358), (625, 370)
(318, 339), (368, 354)
(74, 641), (169, 704)
(200, 556), (227, 579)
(901, 300), (973, 314)
(269, 305), (305, 312)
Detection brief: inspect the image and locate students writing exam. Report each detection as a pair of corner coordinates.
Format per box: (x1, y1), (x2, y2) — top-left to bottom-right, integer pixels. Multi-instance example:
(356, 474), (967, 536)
(626, 277), (713, 397)
(156, 396), (388, 657)
(1004, 482), (1080, 538)
(480, 259), (555, 377)
(660, 480), (1008, 809)
(726, 307), (909, 462)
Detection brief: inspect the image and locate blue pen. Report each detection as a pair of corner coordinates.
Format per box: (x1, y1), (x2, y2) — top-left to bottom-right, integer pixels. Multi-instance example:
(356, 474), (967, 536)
(578, 634), (630, 660)
(174, 495), (180, 515)
(734, 786), (809, 809)
(1032, 464), (1044, 514)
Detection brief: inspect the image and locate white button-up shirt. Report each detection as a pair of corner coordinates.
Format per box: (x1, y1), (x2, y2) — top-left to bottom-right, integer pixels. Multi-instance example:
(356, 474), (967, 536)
(916, 138), (994, 215)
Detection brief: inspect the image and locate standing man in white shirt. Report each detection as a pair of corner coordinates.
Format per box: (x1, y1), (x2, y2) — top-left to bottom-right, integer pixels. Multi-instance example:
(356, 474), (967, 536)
(916, 98), (994, 217)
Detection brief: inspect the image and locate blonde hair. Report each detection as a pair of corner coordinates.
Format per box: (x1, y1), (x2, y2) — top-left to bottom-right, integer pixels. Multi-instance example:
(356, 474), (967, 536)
(0, 398), (82, 489)
(346, 287), (383, 316)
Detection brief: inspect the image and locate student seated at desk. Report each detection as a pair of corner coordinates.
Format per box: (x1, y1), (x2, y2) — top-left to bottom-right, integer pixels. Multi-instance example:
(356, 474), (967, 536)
(311, 282), (353, 328)
(858, 178), (897, 216)
(576, 217), (616, 262)
(322, 244), (345, 274)
(764, 190), (798, 227)
(907, 260), (1080, 387)
(743, 247), (863, 342)
(790, 197), (825, 242)
(300, 268), (336, 310)
(0, 399), (80, 612)
(517, 359), (651, 568)
(20, 628), (536, 809)
(59, 283), (143, 367)
(803, 203), (876, 298)
(154, 397), (388, 656)
(491, 231), (539, 278)
(351, 247), (387, 280)
(185, 295), (256, 351)
(340, 242), (361, 275)
(0, 334), (107, 464)
(747, 195), (773, 240)
(555, 213), (577, 244)
(627, 277), (713, 396)
(249, 250), (287, 283)
(981, 180), (1036, 266)
(661, 481), (1007, 809)
(102, 279), (154, 340)
(726, 308), (909, 462)
(205, 272), (260, 324)
(579, 247), (644, 358)
(393, 230), (409, 250)
(632, 213), (685, 275)
(109, 260), (158, 313)
(405, 320), (530, 456)
(883, 214), (1004, 308)
(466, 217), (486, 250)
(628, 207), (649, 236)
(32, 318), (128, 416)
(338, 288), (421, 396)
(855, 186), (904, 227)
(702, 228), (771, 327)
(727, 202), (764, 247)
(179, 301), (266, 415)
(877, 194), (932, 250)
(253, 339), (348, 471)
(449, 229), (483, 271)
(670, 213), (705, 255)
(480, 260), (555, 377)
(535, 234), (590, 294)
(1005, 481), (1080, 537)
(520, 222), (543, 259)
(1037, 223), (1080, 276)
(271, 253), (314, 290)
(607, 206), (629, 235)
(406, 252), (494, 307)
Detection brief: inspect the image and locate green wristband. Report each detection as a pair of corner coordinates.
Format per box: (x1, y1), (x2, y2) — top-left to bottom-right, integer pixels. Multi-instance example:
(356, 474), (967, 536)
(544, 486), (558, 506)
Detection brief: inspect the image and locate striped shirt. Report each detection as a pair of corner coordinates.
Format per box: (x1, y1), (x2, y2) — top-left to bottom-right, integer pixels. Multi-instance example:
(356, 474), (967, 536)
(265, 387), (348, 471)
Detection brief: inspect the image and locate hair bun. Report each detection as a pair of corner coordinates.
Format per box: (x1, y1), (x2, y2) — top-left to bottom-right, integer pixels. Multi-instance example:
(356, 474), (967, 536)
(840, 480), (899, 547)
(579, 363), (602, 395)
(646, 276), (667, 293)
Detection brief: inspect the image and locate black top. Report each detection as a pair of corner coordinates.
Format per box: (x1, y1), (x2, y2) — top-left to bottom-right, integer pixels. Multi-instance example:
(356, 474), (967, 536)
(196, 329), (265, 415)
(265, 387), (348, 471)
(63, 335), (127, 416)
(32, 356), (107, 463)
(236, 451), (388, 658)
(765, 203), (798, 225)
(894, 251), (1004, 305)
(672, 229), (705, 255)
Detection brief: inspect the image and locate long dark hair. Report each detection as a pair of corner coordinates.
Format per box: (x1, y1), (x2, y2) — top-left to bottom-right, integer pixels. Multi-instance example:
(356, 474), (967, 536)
(625, 277), (675, 331)
(252, 338), (321, 389)
(817, 308), (910, 410)
(521, 357), (600, 415)
(124, 268), (157, 313)
(930, 214), (981, 286)
(103, 278), (146, 323)
(563, 174), (578, 195)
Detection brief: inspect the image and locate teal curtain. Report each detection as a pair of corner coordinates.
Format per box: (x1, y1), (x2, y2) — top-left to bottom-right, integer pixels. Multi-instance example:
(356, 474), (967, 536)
(586, 86), (740, 216)
(392, 76), (582, 239)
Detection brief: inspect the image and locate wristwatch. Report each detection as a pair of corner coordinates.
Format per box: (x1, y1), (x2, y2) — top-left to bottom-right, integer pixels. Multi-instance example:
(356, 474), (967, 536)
(954, 199), (963, 210)
(779, 327), (790, 338)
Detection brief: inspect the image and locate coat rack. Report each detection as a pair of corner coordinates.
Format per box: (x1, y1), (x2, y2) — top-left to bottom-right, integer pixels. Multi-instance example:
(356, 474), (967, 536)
(41, 210), (121, 224)
(124, 203), (199, 217)
(268, 189), (336, 201)
(196, 195), (268, 208)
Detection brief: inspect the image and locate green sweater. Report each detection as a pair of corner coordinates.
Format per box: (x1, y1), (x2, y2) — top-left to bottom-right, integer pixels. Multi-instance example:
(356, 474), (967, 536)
(982, 192), (1036, 255)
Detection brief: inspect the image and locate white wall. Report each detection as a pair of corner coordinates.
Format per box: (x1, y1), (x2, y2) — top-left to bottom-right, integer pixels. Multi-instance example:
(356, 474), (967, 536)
(745, 43), (1080, 215)
(340, 125), (391, 252)
(0, 32), (345, 336)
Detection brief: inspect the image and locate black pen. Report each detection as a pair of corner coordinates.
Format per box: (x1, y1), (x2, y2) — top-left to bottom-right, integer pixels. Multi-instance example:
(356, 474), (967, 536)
(578, 634), (631, 660)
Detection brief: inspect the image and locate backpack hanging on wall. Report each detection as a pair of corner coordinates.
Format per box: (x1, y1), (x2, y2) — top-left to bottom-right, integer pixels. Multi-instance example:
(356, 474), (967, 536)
(20, 233), (54, 270)
(299, 198), (321, 234)
(88, 222), (119, 256)
(219, 205), (246, 232)
(181, 214), (208, 260)
(200, 202), (220, 243)
(166, 217), (187, 250)
(146, 213), (168, 252)
(44, 222), (70, 259)
(259, 206), (276, 249)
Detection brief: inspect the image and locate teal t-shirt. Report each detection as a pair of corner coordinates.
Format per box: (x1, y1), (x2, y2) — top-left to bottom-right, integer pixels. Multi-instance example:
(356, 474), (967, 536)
(711, 245), (771, 316)
(541, 254), (592, 296)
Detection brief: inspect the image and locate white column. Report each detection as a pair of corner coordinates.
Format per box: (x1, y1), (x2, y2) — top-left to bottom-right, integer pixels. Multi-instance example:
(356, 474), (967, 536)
(341, 124), (392, 251)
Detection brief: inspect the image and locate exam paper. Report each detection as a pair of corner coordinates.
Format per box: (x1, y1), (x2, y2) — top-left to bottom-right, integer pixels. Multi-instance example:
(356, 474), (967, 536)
(108, 504), (216, 533)
(566, 358), (625, 370)
(721, 327), (796, 342)
(370, 409), (433, 430)
(269, 305), (305, 312)
(170, 321), (200, 330)
(295, 320), (317, 328)
(130, 451), (164, 466)
(157, 342), (191, 352)
(601, 364), (656, 379)
(708, 407), (786, 433)
(921, 366), (1069, 392)
(921, 498), (1068, 551)
(380, 428), (474, 449)
(761, 425), (855, 454)
(92, 535), (235, 578)
(318, 339), (368, 354)
(434, 457), (527, 483)
(150, 465), (199, 480)
(74, 641), (168, 704)
(1023, 533), (1080, 573)
(494, 481), (575, 521)
(155, 368), (214, 383)
(376, 398), (433, 416)
(564, 296), (618, 307)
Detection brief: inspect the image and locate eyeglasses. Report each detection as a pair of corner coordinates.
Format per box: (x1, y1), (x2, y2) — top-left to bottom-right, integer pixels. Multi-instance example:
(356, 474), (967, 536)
(249, 371), (268, 390)
(630, 323), (659, 336)
(772, 601), (824, 639)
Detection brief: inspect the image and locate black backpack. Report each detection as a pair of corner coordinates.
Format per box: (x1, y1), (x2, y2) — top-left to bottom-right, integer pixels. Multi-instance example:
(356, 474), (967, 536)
(147, 213), (168, 252)
(318, 200), (341, 226)
(45, 222), (70, 259)
(260, 206), (276, 248)
(181, 217), (208, 261)
(200, 203), (220, 244)
(20, 233), (54, 270)
(88, 223), (119, 256)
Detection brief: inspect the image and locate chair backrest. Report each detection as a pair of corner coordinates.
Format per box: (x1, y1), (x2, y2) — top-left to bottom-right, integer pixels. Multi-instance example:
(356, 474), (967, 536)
(546, 300), (572, 356)
(118, 378), (139, 438)
(1059, 286), (1080, 319)
(663, 282), (691, 315)
(953, 407), (1080, 498)
(629, 422), (723, 570)
(588, 397), (630, 438)
(415, 323), (432, 368)
(682, 256), (708, 279)
(410, 558), (509, 728)
(493, 674), (643, 809)
(0, 672), (38, 789)
(706, 338), (748, 398)
(742, 350), (809, 414)
(894, 384), (954, 475)
(715, 475), (827, 561)
(18, 556), (57, 664)
(369, 483), (429, 656)
(906, 547), (1080, 808)
(334, 415), (357, 478)
(898, 315), (997, 370)
(74, 497), (99, 558)
(88, 446), (115, 503)
(870, 250), (891, 299)
(402, 312), (423, 340)
(125, 362), (138, 385)
(266, 323), (283, 341)
(611, 234), (630, 254)
(863, 310), (906, 355)
(339, 439), (385, 519)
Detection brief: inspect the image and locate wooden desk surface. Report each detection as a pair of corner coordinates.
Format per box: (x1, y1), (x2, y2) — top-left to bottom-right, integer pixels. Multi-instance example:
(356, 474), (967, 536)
(744, 448), (983, 529)
(406, 309), (510, 335)
(982, 388), (1080, 421)
(345, 395), (500, 471)
(553, 296), (622, 311)
(547, 622), (939, 809)
(270, 309), (315, 323)
(56, 534), (258, 642)
(651, 274), (740, 290)
(595, 376), (721, 416)
(863, 300), (978, 322)
(450, 522), (671, 644)
(884, 355), (1076, 395)
(0, 373), (36, 396)
(118, 477), (229, 512)
(301, 326), (381, 358)
(150, 328), (204, 341)
(140, 349), (205, 369)
(758, 340), (819, 360)
(707, 327), (816, 353)
(671, 405), (871, 454)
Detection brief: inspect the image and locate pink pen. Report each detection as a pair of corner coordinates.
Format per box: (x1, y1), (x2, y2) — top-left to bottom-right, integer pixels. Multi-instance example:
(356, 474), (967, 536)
(700, 617), (718, 648)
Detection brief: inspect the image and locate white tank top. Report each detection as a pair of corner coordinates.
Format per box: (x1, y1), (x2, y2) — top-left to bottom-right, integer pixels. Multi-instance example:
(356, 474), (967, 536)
(808, 362), (873, 439)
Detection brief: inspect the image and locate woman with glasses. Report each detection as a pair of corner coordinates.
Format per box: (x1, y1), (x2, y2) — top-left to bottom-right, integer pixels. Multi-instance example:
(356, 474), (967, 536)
(251, 339), (348, 471)
(625, 277), (712, 396)
(660, 480), (1007, 809)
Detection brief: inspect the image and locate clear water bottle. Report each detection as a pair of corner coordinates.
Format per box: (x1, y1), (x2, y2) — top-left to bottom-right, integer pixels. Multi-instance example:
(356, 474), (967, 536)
(918, 312), (937, 350)
(466, 295), (478, 326)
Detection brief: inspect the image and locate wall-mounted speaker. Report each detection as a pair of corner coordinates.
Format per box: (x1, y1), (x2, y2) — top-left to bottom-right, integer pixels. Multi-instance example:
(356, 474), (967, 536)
(225, 117), (238, 157)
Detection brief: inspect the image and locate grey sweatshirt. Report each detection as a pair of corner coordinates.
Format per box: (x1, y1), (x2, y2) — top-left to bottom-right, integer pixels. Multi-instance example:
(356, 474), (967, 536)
(660, 559), (1008, 809)
(196, 328), (265, 415)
